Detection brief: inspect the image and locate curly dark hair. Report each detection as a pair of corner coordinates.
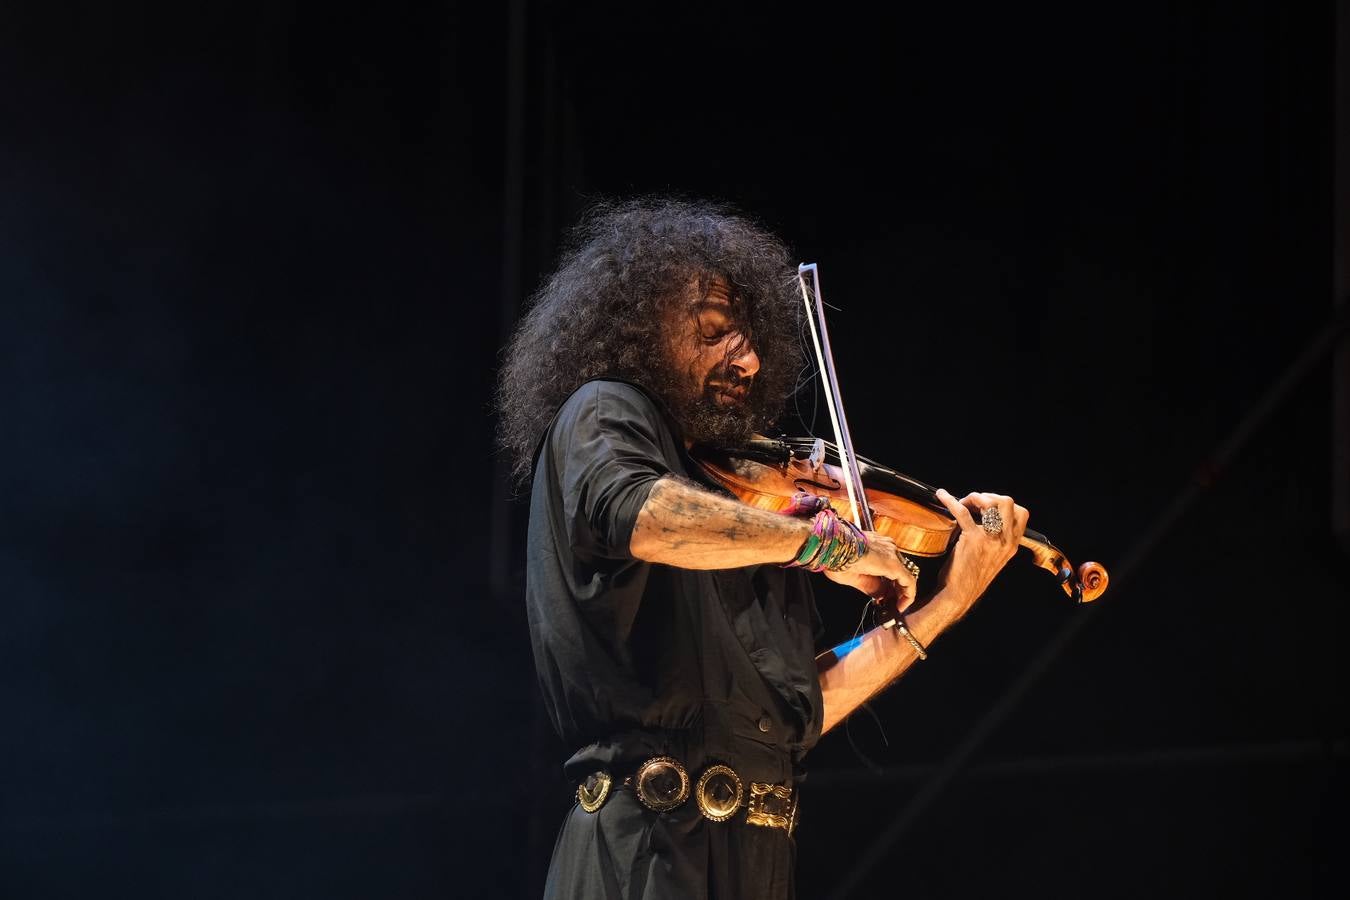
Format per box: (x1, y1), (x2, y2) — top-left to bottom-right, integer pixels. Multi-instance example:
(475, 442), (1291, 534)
(496, 196), (804, 485)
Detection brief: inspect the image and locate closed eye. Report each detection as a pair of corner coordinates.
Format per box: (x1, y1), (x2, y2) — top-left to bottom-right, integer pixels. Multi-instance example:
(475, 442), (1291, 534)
(697, 307), (734, 341)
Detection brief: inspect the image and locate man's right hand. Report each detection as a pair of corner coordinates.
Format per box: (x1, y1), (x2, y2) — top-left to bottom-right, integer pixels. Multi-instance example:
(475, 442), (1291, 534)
(826, 530), (919, 611)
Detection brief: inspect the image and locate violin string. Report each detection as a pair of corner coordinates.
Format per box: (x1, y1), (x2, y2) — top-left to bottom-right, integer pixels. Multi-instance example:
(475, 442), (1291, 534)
(788, 313), (815, 437)
(843, 596), (890, 773)
(794, 436), (936, 494)
(791, 370), (819, 436)
(844, 705), (889, 776)
(791, 308), (821, 436)
(853, 594), (871, 638)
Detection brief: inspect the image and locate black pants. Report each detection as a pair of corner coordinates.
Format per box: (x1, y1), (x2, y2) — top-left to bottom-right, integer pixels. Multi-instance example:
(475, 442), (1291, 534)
(542, 788), (797, 900)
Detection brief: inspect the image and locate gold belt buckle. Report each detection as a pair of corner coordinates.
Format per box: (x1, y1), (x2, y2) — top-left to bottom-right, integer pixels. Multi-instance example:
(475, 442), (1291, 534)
(746, 781), (798, 835)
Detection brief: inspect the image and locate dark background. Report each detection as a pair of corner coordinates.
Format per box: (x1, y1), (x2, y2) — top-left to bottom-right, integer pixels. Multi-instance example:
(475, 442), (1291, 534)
(2, 2), (1346, 898)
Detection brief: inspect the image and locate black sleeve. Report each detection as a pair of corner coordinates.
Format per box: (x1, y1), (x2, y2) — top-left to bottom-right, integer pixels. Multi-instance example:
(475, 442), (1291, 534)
(545, 380), (673, 561)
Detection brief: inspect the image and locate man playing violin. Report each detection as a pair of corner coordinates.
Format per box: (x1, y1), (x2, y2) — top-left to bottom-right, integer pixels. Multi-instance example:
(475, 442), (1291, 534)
(496, 196), (1029, 899)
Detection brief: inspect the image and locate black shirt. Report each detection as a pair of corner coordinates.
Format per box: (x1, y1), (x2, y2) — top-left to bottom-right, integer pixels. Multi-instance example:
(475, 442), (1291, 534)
(525, 379), (824, 786)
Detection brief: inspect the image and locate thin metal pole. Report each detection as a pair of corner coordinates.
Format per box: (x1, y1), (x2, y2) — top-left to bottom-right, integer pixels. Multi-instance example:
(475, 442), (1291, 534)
(1334, 1), (1350, 558)
(489, 0), (527, 601)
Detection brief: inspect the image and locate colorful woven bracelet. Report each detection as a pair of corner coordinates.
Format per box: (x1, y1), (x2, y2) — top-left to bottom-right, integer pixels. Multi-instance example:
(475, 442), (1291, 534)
(783, 507), (869, 572)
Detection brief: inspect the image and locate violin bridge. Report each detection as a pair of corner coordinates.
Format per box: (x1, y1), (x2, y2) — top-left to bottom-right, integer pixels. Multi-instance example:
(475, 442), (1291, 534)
(808, 438), (826, 474)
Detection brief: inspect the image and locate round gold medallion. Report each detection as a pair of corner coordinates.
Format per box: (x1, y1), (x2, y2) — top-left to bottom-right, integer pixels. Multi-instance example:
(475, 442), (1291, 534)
(634, 756), (690, 812)
(695, 764), (744, 822)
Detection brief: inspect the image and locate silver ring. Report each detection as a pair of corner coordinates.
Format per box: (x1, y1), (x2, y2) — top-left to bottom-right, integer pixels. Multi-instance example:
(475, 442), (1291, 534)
(898, 553), (920, 579)
(980, 506), (1004, 536)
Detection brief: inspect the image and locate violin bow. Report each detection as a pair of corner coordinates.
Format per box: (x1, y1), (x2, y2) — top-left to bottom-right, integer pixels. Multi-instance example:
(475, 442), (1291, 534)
(797, 263), (919, 630)
(796, 263), (873, 532)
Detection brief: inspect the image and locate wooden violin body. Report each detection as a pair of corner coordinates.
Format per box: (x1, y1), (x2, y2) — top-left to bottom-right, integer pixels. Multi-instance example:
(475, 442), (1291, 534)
(690, 437), (1108, 604)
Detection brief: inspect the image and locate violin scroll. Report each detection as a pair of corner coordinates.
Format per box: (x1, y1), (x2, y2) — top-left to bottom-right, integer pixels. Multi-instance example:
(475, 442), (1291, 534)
(1076, 561), (1109, 603)
(1020, 532), (1109, 603)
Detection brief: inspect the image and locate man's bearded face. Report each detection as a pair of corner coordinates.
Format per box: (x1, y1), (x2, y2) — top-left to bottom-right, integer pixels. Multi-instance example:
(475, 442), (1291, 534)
(661, 276), (762, 446)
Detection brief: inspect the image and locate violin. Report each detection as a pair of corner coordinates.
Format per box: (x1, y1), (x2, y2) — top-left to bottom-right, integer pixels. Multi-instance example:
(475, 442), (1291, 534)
(689, 436), (1108, 603)
(690, 261), (1108, 611)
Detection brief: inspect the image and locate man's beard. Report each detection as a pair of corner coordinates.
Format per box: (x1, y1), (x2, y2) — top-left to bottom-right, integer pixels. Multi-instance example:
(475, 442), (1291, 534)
(666, 365), (758, 447)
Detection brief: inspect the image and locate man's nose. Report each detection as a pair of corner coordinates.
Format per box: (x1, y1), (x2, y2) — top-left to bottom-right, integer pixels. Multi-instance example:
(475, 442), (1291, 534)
(731, 340), (760, 379)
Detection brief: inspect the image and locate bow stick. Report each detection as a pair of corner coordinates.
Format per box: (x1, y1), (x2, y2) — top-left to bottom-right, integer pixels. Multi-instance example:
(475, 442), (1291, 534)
(796, 263), (915, 630)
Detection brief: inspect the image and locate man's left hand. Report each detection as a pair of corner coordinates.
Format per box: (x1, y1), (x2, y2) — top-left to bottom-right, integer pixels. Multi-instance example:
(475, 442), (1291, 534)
(930, 488), (1029, 620)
